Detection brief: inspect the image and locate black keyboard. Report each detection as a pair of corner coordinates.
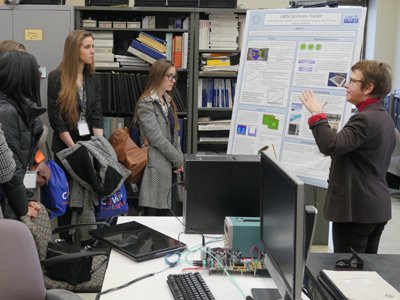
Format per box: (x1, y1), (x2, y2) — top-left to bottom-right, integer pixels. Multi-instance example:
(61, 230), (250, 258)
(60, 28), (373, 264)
(167, 272), (216, 300)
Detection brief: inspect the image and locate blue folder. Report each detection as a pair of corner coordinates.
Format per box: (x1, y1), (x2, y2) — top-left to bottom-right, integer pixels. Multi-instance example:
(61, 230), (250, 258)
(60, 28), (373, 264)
(130, 40), (166, 60)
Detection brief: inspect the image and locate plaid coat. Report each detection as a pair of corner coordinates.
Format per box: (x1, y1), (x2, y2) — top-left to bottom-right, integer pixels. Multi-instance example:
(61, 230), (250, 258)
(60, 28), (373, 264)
(0, 124), (15, 184)
(136, 92), (183, 209)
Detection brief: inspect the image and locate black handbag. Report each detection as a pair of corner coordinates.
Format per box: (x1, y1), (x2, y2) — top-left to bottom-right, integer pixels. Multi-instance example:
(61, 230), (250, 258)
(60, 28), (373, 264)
(44, 240), (93, 285)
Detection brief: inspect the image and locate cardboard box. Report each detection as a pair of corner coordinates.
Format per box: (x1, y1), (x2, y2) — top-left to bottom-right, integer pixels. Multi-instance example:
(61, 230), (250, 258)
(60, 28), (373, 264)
(113, 21), (127, 29)
(82, 19), (97, 28)
(99, 21), (112, 29)
(127, 21), (141, 29)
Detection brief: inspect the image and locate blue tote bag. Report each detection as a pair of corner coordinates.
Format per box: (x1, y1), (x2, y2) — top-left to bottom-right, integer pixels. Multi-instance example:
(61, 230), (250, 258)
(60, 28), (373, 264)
(95, 184), (128, 220)
(42, 160), (69, 218)
(42, 144), (69, 219)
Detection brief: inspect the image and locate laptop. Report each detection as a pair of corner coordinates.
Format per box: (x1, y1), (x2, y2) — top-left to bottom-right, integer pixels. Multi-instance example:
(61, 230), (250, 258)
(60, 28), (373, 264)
(89, 221), (187, 262)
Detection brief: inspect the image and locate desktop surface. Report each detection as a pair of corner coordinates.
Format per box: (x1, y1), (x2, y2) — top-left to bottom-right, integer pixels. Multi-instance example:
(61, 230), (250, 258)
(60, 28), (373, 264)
(305, 252), (400, 300)
(100, 216), (273, 300)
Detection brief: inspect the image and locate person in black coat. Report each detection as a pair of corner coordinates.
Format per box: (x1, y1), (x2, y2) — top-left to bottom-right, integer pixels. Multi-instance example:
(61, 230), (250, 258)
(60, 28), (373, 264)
(48, 30), (103, 156)
(47, 30), (103, 237)
(300, 60), (395, 254)
(0, 51), (45, 219)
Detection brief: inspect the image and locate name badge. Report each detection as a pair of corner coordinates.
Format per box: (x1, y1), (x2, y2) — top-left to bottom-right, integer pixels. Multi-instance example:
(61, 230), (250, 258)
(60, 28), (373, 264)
(78, 121), (90, 136)
(23, 171), (37, 189)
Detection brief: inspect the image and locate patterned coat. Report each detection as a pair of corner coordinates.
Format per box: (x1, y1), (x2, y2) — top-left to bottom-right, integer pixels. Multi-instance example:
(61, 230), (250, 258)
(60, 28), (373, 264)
(0, 124), (16, 184)
(136, 92), (183, 209)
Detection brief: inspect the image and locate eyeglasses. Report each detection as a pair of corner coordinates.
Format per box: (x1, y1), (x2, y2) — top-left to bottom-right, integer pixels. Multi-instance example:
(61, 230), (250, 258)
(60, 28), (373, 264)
(165, 74), (178, 82)
(349, 78), (364, 84)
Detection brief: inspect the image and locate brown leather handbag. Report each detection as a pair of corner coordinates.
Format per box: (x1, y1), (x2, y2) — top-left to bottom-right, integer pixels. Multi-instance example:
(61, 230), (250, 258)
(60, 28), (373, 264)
(108, 127), (148, 184)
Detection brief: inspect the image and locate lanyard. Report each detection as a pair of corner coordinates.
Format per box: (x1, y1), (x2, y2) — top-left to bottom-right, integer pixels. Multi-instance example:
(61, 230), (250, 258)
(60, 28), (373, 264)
(78, 79), (87, 121)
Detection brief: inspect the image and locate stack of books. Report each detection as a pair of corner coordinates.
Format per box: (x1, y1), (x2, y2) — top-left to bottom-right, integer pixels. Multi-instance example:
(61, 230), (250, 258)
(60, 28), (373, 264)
(200, 52), (239, 72)
(137, 32), (166, 52)
(127, 32), (167, 64)
(114, 55), (150, 68)
(197, 118), (231, 131)
(199, 19), (211, 50)
(93, 31), (119, 68)
(209, 13), (239, 50)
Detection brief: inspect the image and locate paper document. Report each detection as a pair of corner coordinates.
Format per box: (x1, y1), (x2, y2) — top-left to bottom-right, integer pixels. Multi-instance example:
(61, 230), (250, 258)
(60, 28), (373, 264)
(321, 270), (400, 300)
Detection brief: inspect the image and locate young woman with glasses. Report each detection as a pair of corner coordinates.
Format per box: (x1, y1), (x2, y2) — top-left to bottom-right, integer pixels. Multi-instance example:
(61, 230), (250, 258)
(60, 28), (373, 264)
(299, 60), (395, 254)
(134, 59), (184, 216)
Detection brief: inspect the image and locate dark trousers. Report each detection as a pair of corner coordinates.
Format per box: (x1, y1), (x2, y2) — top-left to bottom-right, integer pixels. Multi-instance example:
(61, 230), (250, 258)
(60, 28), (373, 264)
(386, 172), (400, 189)
(332, 222), (387, 254)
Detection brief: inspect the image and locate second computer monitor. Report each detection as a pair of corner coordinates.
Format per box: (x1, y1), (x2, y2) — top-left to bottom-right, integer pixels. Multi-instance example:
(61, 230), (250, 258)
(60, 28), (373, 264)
(253, 152), (305, 300)
(183, 154), (260, 234)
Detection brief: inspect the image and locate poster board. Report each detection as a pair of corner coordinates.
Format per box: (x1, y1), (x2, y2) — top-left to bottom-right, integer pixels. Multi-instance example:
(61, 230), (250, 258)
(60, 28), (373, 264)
(227, 7), (367, 188)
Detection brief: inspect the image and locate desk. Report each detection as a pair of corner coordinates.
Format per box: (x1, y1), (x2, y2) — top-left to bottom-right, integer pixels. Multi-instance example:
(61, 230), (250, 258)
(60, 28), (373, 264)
(305, 253), (400, 300)
(100, 216), (273, 300)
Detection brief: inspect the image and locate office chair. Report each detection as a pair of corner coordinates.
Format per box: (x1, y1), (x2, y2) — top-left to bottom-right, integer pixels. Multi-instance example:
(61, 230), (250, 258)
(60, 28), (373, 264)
(0, 219), (83, 300)
(21, 203), (110, 293)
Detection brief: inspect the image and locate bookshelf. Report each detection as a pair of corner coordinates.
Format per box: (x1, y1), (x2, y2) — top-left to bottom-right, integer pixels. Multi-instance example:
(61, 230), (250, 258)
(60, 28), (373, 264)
(192, 8), (246, 153)
(74, 6), (195, 153)
(74, 7), (247, 154)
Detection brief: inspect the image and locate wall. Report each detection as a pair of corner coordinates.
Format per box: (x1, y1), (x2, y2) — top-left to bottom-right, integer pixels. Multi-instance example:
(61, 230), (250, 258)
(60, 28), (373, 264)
(395, 2), (400, 88)
(237, 0), (287, 9)
(365, 0), (399, 89)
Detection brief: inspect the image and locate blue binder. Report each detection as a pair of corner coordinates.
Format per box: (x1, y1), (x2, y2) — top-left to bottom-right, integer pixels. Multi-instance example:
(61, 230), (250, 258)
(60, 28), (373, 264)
(130, 40), (166, 60)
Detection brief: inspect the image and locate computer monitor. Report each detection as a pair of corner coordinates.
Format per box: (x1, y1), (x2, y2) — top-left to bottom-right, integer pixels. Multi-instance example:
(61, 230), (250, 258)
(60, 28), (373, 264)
(183, 154), (260, 234)
(252, 152), (305, 300)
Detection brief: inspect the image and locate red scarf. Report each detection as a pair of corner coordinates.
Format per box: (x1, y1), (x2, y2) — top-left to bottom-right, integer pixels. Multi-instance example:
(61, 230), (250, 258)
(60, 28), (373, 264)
(356, 98), (380, 112)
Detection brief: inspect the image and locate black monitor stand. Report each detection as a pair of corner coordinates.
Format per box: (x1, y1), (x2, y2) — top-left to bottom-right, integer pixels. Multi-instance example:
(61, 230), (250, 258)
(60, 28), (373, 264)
(251, 288), (282, 299)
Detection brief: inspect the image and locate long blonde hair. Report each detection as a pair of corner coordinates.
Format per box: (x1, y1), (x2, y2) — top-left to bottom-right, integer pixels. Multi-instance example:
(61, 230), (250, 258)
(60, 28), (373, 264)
(135, 59), (180, 131)
(57, 30), (95, 128)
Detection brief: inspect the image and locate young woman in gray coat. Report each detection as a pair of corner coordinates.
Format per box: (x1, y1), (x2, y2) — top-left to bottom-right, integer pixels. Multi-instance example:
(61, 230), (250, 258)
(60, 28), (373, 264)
(135, 59), (184, 216)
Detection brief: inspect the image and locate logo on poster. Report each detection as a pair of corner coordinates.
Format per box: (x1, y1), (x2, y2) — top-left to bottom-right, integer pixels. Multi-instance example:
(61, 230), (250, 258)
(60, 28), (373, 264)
(344, 15), (359, 24)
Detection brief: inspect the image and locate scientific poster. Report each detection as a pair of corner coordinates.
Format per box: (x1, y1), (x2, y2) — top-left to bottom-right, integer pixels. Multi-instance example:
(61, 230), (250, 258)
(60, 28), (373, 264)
(227, 7), (367, 187)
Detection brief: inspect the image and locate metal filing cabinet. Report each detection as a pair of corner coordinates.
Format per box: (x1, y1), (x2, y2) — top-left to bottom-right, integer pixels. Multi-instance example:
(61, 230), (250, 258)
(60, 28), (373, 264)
(0, 4), (73, 149)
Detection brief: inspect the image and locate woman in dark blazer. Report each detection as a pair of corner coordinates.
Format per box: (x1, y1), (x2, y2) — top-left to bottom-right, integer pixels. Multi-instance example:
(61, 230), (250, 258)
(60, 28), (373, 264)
(300, 60), (395, 254)
(48, 30), (103, 156)
(47, 30), (103, 235)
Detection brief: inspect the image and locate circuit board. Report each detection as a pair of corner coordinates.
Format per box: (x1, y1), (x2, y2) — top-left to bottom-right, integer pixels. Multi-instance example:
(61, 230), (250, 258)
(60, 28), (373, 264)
(205, 247), (270, 277)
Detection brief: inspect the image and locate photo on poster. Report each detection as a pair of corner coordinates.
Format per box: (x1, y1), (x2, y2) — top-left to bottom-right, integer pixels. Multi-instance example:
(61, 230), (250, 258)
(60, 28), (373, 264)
(287, 123), (300, 136)
(237, 124), (247, 135)
(262, 114), (280, 130)
(287, 102), (303, 136)
(248, 125), (257, 137)
(246, 48), (269, 61)
(328, 72), (348, 87)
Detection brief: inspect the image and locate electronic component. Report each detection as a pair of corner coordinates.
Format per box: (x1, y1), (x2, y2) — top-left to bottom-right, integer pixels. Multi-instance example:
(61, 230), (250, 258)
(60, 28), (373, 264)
(224, 216), (263, 257)
(202, 247), (269, 277)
